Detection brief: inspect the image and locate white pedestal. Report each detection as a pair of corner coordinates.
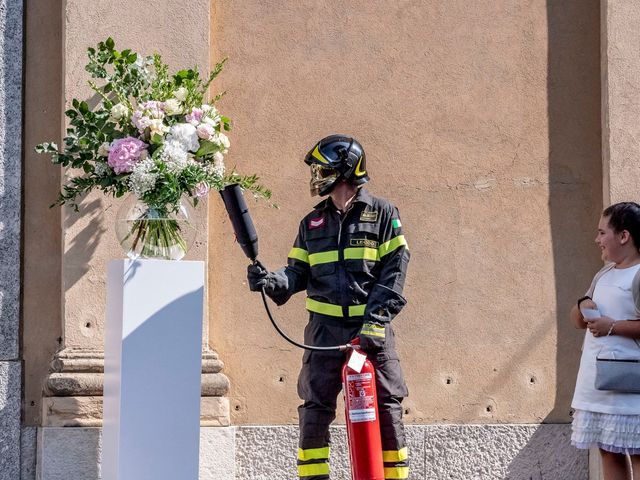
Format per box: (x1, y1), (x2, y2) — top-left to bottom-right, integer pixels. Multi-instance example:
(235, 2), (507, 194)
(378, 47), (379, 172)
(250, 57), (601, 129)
(102, 260), (204, 480)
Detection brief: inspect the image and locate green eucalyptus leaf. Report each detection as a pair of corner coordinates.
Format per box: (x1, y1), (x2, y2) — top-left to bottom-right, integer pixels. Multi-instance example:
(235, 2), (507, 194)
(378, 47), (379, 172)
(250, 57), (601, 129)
(195, 141), (218, 158)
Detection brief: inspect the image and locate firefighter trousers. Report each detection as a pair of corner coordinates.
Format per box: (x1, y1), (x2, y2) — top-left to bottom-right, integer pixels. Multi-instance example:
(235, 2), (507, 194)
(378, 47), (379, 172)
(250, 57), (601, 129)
(296, 314), (409, 480)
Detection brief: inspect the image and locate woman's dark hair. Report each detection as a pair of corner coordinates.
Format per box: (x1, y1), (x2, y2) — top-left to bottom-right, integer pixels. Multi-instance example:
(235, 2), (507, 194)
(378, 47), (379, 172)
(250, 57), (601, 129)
(603, 202), (640, 249)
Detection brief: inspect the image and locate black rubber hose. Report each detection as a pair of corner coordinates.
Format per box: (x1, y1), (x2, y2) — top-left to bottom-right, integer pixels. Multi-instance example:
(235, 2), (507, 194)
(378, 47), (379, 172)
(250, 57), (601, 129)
(259, 287), (352, 352)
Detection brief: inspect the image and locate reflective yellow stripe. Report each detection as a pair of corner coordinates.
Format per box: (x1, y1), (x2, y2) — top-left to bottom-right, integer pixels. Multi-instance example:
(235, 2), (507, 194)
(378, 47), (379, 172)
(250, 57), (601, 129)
(384, 466), (409, 479)
(306, 298), (365, 317)
(298, 462), (329, 477)
(378, 235), (408, 258)
(343, 247), (379, 261)
(298, 447), (330, 461)
(361, 323), (385, 338)
(288, 247), (309, 263)
(382, 447), (408, 462)
(306, 298), (343, 317)
(311, 145), (329, 164)
(308, 250), (339, 266)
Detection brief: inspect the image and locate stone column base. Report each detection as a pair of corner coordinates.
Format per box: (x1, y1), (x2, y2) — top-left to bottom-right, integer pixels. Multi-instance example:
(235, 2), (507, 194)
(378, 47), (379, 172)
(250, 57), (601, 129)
(42, 348), (230, 427)
(34, 424), (588, 480)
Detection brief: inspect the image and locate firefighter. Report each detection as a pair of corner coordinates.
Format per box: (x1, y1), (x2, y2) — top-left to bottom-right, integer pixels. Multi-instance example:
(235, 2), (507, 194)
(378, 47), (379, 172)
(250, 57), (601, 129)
(247, 134), (410, 480)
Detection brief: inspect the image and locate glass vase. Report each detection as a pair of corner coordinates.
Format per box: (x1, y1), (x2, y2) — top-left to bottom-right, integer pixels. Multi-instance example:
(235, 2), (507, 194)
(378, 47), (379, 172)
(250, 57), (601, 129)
(115, 195), (196, 261)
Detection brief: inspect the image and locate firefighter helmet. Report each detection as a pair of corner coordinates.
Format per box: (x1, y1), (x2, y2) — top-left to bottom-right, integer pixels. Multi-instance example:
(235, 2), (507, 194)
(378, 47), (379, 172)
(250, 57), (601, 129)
(304, 135), (369, 196)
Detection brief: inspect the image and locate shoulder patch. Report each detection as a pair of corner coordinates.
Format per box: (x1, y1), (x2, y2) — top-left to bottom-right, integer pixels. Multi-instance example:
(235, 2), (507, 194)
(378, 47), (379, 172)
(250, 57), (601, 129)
(360, 210), (378, 223)
(308, 215), (325, 229)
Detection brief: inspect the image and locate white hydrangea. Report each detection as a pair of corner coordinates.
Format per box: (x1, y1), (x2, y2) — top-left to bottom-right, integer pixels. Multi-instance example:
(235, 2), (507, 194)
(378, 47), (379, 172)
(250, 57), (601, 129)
(167, 123), (200, 152)
(129, 156), (158, 197)
(160, 139), (190, 174)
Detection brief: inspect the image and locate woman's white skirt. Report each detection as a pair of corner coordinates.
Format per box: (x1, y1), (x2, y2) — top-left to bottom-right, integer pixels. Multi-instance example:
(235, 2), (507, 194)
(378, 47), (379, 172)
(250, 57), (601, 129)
(572, 409), (640, 455)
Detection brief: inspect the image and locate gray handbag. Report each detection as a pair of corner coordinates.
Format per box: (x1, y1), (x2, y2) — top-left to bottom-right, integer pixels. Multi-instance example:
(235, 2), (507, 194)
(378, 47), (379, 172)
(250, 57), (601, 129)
(587, 265), (640, 393)
(595, 339), (640, 393)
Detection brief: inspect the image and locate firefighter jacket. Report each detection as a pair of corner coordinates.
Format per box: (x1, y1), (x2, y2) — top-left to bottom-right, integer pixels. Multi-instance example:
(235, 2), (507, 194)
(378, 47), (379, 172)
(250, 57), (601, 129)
(268, 187), (409, 325)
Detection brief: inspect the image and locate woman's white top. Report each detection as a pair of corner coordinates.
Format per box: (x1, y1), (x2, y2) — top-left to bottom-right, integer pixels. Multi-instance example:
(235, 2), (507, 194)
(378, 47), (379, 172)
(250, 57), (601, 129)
(572, 264), (640, 414)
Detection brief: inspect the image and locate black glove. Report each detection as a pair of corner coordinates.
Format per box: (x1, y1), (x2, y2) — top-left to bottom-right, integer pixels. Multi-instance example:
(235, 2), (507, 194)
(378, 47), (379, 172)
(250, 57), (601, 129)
(247, 262), (271, 292)
(358, 321), (386, 352)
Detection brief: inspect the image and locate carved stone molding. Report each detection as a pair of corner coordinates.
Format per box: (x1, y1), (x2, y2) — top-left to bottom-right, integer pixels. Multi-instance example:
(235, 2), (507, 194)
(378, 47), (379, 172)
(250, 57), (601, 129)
(42, 347), (230, 426)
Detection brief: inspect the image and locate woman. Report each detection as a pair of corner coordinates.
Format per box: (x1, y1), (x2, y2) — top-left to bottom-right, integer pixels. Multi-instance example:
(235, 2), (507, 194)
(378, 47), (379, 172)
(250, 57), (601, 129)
(571, 202), (640, 479)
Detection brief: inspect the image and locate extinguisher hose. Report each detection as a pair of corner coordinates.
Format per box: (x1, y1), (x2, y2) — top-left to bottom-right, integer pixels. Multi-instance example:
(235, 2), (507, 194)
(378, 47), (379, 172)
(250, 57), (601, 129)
(259, 287), (352, 352)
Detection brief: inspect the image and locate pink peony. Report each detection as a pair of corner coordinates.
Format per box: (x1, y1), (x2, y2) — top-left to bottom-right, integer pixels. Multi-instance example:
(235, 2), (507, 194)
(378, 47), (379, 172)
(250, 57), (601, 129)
(107, 137), (148, 174)
(194, 181), (209, 198)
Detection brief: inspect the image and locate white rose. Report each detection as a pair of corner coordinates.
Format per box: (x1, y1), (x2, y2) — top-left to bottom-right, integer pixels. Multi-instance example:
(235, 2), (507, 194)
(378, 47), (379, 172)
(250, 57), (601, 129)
(202, 116), (220, 128)
(173, 87), (188, 102)
(167, 123), (200, 152)
(148, 119), (169, 138)
(109, 103), (128, 122)
(163, 98), (182, 116)
(97, 142), (110, 157)
(201, 104), (213, 112)
(218, 132), (230, 149)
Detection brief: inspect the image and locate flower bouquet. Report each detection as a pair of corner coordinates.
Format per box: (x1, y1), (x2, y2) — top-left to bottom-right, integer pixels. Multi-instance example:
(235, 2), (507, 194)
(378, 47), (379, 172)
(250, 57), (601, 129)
(36, 37), (270, 260)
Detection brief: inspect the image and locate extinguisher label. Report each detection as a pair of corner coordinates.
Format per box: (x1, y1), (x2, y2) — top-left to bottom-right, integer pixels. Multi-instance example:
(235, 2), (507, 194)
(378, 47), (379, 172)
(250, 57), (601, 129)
(346, 373), (376, 423)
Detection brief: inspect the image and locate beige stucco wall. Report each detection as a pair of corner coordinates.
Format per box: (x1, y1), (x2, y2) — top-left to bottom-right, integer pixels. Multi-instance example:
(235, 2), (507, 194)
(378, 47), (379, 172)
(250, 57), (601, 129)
(209, 0), (602, 425)
(23, 0), (603, 429)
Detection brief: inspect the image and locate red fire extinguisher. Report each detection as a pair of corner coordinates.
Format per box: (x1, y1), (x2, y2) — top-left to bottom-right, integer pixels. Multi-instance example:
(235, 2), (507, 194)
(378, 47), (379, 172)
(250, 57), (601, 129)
(342, 338), (385, 480)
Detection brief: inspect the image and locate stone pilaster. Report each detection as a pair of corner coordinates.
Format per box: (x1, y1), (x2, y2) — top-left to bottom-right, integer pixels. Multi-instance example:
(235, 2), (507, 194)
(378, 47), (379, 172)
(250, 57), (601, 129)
(42, 347), (230, 427)
(601, 0), (640, 205)
(596, 2), (640, 480)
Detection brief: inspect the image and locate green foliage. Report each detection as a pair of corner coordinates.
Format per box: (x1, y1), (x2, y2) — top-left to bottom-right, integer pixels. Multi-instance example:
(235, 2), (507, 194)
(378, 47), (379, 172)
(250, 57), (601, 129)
(34, 37), (270, 213)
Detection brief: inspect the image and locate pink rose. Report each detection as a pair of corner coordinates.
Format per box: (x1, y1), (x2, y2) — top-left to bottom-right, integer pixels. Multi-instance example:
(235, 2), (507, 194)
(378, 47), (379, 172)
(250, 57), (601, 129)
(185, 108), (203, 125)
(196, 123), (215, 140)
(107, 137), (148, 174)
(194, 181), (209, 198)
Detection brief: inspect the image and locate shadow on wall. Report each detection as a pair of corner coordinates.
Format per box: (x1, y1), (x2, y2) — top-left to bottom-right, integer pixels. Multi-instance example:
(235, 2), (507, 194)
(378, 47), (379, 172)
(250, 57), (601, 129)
(508, 0), (601, 478)
(63, 197), (107, 289)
